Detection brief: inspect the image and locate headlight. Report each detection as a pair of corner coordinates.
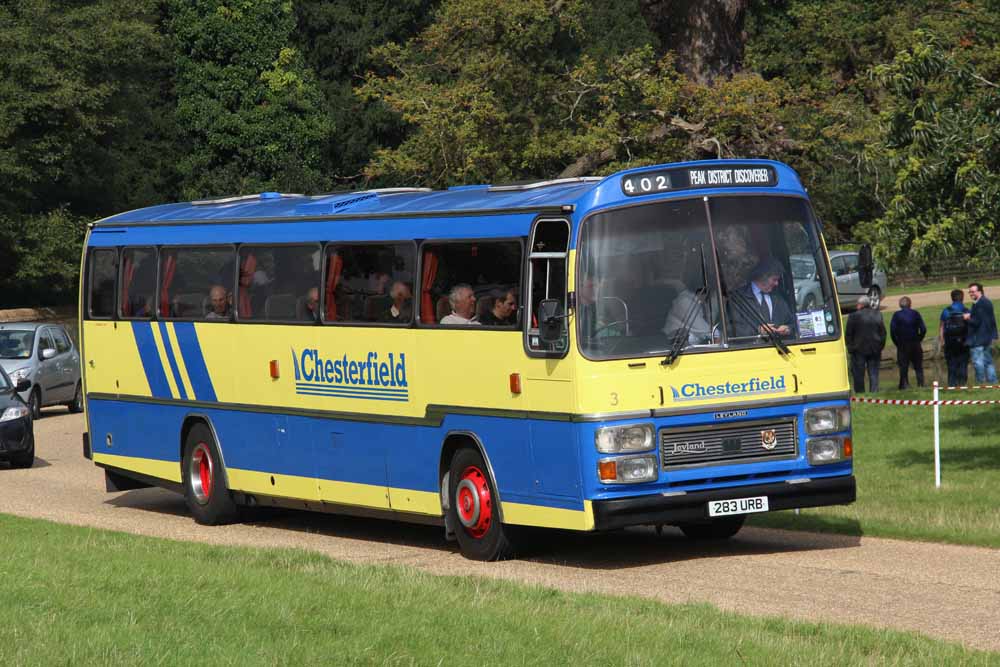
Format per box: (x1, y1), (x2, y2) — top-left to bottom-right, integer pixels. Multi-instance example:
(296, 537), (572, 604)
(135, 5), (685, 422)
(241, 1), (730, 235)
(594, 423), (655, 453)
(804, 406), (851, 435)
(807, 436), (852, 465)
(0, 405), (30, 422)
(9, 367), (30, 383)
(597, 454), (658, 484)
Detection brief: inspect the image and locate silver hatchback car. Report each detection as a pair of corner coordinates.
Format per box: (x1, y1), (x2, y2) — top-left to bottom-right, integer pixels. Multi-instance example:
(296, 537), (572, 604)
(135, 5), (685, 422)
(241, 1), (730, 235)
(0, 323), (82, 419)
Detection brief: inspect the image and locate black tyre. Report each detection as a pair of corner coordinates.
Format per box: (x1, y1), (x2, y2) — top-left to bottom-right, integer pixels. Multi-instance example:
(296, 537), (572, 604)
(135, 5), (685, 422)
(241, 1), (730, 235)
(9, 432), (35, 469)
(867, 285), (882, 310)
(28, 388), (41, 420)
(67, 382), (83, 413)
(678, 515), (745, 541)
(182, 423), (240, 525)
(449, 448), (518, 561)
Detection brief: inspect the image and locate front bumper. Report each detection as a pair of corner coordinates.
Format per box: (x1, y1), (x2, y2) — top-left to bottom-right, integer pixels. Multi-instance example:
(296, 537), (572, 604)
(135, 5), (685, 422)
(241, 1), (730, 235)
(0, 416), (33, 458)
(592, 475), (855, 530)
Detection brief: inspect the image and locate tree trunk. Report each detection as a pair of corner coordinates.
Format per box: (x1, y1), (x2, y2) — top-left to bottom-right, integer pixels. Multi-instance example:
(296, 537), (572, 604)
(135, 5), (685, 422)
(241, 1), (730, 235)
(639, 0), (749, 84)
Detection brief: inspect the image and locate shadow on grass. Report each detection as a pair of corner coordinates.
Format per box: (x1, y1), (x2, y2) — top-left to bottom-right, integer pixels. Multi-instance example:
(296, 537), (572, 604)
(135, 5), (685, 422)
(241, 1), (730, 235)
(749, 511), (863, 536)
(887, 410), (1000, 470)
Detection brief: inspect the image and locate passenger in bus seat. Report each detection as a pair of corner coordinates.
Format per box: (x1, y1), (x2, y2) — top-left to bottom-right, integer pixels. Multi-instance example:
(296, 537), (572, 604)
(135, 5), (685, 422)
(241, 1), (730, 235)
(205, 285), (231, 320)
(479, 289), (517, 326)
(440, 284), (480, 325)
(380, 281), (412, 323)
(300, 287), (320, 322)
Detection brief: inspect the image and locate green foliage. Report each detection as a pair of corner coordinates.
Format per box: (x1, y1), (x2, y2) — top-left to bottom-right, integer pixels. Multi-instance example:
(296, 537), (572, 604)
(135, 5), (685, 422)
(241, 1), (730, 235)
(857, 30), (1000, 272)
(0, 209), (88, 307)
(0, 0), (174, 217)
(359, 0), (796, 188)
(168, 0), (333, 198)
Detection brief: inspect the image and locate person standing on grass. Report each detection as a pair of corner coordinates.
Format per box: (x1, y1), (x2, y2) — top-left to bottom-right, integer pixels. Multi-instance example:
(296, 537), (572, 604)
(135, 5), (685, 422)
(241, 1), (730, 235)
(939, 289), (970, 387)
(890, 296), (926, 389)
(963, 282), (998, 384)
(845, 295), (886, 393)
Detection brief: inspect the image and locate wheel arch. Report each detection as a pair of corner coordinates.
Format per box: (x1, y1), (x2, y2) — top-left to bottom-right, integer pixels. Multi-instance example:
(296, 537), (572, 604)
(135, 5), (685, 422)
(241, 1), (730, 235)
(179, 413), (231, 490)
(438, 430), (504, 523)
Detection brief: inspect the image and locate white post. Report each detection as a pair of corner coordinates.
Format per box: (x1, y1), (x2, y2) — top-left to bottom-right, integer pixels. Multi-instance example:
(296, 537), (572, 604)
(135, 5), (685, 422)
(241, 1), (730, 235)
(933, 381), (941, 489)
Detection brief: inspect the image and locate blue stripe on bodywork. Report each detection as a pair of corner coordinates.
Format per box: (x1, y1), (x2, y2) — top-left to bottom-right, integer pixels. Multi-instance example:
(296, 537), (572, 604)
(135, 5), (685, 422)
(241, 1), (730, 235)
(131, 322), (172, 398)
(172, 322), (217, 401)
(158, 322), (188, 400)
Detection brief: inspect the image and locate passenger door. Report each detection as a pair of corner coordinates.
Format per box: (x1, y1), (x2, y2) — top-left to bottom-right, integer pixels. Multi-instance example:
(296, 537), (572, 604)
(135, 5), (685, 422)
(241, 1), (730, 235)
(35, 329), (62, 405)
(51, 327), (79, 401)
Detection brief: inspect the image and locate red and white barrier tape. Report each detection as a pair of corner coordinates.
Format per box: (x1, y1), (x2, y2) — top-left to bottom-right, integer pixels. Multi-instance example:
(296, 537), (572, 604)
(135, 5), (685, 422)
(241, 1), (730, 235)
(940, 384), (1000, 391)
(850, 396), (1000, 406)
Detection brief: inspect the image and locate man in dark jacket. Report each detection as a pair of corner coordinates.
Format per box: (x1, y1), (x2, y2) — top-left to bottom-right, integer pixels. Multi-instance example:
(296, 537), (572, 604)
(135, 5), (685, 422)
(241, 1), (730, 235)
(890, 296), (927, 389)
(845, 296), (886, 393)
(963, 282), (998, 383)
(938, 289), (970, 387)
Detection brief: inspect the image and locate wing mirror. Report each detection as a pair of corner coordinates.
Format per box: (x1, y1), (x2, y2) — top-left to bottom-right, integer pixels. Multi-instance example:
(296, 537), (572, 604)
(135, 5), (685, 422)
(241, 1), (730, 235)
(15, 379), (30, 393)
(41, 348), (57, 360)
(538, 299), (566, 343)
(858, 244), (874, 289)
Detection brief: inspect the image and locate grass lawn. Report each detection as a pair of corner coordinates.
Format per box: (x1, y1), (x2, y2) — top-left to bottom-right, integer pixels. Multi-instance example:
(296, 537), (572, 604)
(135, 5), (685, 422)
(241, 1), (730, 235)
(0, 514), (995, 666)
(884, 280), (1000, 297)
(751, 385), (1000, 547)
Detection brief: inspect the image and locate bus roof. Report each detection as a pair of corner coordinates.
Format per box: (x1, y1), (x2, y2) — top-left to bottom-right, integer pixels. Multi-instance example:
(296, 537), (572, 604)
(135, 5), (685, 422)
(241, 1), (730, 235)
(94, 159), (805, 227)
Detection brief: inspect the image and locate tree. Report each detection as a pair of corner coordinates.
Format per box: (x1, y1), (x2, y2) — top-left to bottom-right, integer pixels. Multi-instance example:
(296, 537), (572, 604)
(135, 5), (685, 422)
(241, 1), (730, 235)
(359, 0), (794, 188)
(168, 0), (333, 198)
(857, 30), (1000, 272)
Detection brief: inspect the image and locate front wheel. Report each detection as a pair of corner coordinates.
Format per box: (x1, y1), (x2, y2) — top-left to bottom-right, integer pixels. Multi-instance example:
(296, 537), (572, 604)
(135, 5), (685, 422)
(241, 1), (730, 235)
(182, 423), (240, 525)
(28, 388), (41, 420)
(678, 515), (745, 541)
(449, 448), (518, 561)
(867, 285), (882, 310)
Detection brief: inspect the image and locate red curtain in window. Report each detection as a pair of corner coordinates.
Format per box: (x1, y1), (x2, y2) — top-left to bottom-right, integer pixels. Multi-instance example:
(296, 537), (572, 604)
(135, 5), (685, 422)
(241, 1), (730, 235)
(121, 255), (135, 316)
(325, 253), (343, 321)
(238, 252), (257, 319)
(159, 252), (176, 317)
(420, 250), (438, 323)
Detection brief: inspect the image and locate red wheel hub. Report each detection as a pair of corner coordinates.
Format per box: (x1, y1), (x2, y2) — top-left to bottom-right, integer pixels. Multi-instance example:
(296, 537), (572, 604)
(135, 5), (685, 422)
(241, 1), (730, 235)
(189, 442), (214, 504)
(455, 465), (492, 538)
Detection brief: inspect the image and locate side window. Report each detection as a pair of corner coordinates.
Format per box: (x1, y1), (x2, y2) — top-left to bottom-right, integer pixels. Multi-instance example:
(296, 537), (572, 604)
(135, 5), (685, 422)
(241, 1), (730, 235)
(88, 249), (118, 319)
(527, 220), (569, 354)
(238, 245), (321, 322)
(844, 254), (859, 273)
(53, 329), (72, 354)
(120, 247), (157, 319)
(38, 330), (55, 357)
(323, 243), (416, 324)
(419, 241), (522, 327)
(831, 256), (846, 276)
(159, 247), (235, 321)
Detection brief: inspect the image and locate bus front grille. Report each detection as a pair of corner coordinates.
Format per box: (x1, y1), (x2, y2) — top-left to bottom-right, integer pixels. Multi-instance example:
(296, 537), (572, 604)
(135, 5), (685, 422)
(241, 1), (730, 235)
(659, 418), (797, 469)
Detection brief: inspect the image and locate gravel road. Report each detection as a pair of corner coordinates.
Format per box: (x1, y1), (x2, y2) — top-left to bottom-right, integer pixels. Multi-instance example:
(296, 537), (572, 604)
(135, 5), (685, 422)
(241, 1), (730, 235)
(3, 410), (999, 653)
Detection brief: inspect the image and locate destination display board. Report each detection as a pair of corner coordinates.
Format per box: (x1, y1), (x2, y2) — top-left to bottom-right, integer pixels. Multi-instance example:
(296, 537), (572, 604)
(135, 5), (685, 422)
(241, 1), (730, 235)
(621, 165), (778, 197)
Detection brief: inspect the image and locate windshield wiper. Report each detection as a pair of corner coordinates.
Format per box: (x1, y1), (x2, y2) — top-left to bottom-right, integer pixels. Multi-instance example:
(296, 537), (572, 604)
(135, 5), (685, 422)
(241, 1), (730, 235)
(662, 244), (712, 366)
(726, 289), (791, 356)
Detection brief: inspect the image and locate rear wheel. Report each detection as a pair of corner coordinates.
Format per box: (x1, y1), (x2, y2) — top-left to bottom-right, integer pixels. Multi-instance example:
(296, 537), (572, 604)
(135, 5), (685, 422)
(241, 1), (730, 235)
(678, 515), (745, 541)
(449, 448), (518, 561)
(66, 382), (83, 413)
(182, 423), (240, 525)
(28, 388), (41, 420)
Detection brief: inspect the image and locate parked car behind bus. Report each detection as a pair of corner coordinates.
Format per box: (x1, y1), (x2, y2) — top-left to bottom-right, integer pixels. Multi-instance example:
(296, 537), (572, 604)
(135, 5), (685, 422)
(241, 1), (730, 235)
(793, 250), (887, 312)
(0, 323), (82, 419)
(0, 366), (34, 468)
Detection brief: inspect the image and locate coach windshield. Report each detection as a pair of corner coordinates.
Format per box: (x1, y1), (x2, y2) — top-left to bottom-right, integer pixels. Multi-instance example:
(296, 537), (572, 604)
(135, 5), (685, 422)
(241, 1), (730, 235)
(576, 195), (837, 360)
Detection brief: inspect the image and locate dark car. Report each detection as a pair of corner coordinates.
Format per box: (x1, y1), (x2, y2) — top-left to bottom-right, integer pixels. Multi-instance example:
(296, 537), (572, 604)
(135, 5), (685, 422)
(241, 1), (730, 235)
(0, 366), (34, 468)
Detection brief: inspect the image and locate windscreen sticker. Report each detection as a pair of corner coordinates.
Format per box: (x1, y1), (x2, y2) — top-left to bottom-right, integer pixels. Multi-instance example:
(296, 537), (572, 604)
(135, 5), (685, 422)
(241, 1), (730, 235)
(796, 309), (828, 338)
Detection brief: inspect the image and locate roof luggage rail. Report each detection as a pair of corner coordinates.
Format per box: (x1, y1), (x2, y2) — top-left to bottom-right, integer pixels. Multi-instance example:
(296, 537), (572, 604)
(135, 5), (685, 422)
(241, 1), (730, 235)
(192, 192), (304, 205)
(488, 177), (602, 192)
